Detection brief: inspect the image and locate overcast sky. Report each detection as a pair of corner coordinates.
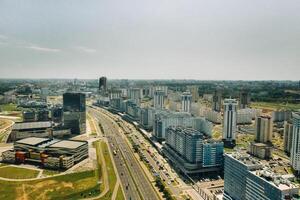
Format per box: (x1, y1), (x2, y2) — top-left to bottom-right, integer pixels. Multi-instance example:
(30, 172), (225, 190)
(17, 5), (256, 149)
(0, 0), (299, 80)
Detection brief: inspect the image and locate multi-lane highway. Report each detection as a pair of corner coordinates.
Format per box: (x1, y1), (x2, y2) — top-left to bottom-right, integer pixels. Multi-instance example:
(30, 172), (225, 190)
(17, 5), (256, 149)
(90, 107), (160, 200)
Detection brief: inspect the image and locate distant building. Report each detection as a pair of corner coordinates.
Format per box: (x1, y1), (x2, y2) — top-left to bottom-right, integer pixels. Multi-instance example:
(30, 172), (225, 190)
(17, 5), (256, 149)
(224, 153), (299, 200)
(272, 110), (292, 122)
(153, 110), (212, 140)
(63, 92), (86, 134)
(202, 109), (222, 124)
(255, 115), (273, 143)
(22, 110), (36, 122)
(284, 121), (294, 154)
(222, 99), (238, 146)
(239, 90), (250, 109)
(237, 110), (252, 125)
(181, 92), (192, 113)
(99, 77), (107, 93)
(51, 106), (63, 123)
(187, 85), (199, 102)
(140, 107), (155, 130)
(212, 90), (222, 112)
(154, 90), (165, 109)
(36, 109), (50, 121)
(7, 121), (71, 142)
(109, 89), (122, 100)
(2, 137), (88, 169)
(290, 112), (300, 173)
(248, 142), (272, 159)
(128, 88), (142, 105)
(163, 127), (223, 174)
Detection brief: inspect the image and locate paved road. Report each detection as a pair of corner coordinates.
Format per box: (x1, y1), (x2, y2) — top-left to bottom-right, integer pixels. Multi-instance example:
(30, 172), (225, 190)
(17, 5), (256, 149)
(90, 107), (160, 200)
(90, 109), (143, 200)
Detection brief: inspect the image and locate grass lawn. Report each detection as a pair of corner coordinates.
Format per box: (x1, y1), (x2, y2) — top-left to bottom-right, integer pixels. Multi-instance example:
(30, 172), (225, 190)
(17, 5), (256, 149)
(116, 185), (125, 200)
(0, 103), (20, 112)
(42, 169), (60, 176)
(251, 102), (300, 111)
(99, 141), (118, 200)
(0, 166), (39, 179)
(0, 170), (100, 200)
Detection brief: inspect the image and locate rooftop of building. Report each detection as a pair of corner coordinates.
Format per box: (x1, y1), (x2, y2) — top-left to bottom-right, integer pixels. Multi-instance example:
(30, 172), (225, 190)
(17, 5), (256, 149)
(48, 140), (86, 149)
(15, 137), (87, 150)
(13, 121), (52, 130)
(227, 152), (299, 191)
(15, 137), (50, 146)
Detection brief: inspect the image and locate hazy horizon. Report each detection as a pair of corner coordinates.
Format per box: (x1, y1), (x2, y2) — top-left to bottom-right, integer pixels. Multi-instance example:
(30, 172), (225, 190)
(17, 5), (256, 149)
(1, 0), (300, 80)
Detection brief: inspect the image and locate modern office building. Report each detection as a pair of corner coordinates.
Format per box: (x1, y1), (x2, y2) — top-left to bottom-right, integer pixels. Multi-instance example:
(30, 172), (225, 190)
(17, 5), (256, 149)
(222, 99), (238, 146)
(181, 91), (192, 113)
(255, 115), (273, 143)
(163, 126), (223, 174)
(154, 90), (165, 109)
(239, 90), (250, 109)
(2, 137), (88, 169)
(212, 90), (222, 112)
(99, 76), (107, 92)
(284, 120), (294, 154)
(290, 112), (300, 173)
(63, 92), (86, 134)
(224, 152), (299, 200)
(8, 121), (52, 142)
(7, 121), (71, 142)
(202, 140), (224, 168)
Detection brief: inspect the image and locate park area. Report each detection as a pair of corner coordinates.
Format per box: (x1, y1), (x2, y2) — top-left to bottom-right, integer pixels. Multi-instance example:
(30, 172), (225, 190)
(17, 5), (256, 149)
(0, 139), (124, 200)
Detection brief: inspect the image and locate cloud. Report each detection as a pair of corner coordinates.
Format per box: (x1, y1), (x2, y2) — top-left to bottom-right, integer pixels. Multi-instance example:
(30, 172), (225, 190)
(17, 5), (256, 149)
(26, 45), (61, 53)
(0, 34), (8, 41)
(76, 46), (97, 53)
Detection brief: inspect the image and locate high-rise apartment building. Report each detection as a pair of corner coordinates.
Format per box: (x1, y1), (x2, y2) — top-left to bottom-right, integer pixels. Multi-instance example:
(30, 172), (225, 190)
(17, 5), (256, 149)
(284, 120), (294, 154)
(290, 112), (300, 173)
(128, 88), (142, 105)
(154, 90), (165, 109)
(222, 99), (238, 145)
(239, 90), (250, 109)
(212, 90), (222, 112)
(187, 85), (199, 102)
(164, 126), (223, 174)
(63, 92), (86, 134)
(181, 91), (192, 113)
(255, 115), (273, 143)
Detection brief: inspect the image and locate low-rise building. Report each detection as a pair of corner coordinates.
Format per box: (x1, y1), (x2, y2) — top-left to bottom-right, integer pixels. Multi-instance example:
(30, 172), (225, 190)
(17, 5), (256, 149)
(2, 137), (88, 169)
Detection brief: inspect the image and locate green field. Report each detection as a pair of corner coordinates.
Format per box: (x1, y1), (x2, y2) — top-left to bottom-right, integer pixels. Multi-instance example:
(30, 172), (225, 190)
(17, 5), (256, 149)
(251, 102), (300, 111)
(116, 186), (125, 200)
(0, 170), (100, 200)
(95, 140), (119, 200)
(0, 103), (20, 112)
(0, 166), (40, 179)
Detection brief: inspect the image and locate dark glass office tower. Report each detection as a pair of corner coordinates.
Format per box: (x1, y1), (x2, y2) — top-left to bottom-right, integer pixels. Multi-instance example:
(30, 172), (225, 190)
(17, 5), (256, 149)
(63, 92), (86, 134)
(99, 77), (107, 92)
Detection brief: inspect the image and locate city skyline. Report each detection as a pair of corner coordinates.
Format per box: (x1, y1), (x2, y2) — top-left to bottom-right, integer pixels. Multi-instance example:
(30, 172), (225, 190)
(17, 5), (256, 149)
(1, 0), (300, 80)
